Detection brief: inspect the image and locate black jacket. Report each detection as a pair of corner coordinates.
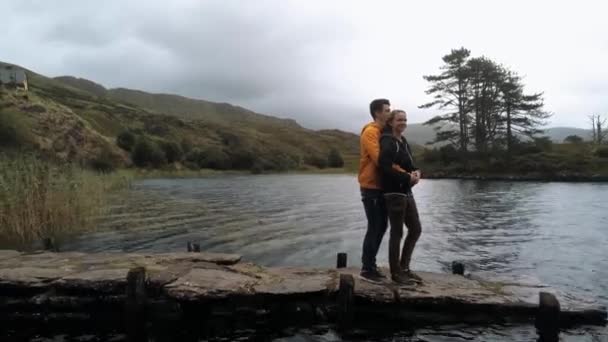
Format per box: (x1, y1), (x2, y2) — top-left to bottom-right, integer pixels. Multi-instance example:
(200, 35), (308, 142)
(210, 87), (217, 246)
(378, 126), (419, 194)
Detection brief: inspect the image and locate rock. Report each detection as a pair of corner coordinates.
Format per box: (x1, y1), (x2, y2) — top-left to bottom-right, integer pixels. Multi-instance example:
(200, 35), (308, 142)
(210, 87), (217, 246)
(54, 268), (130, 294)
(0, 250), (20, 261)
(164, 268), (256, 300)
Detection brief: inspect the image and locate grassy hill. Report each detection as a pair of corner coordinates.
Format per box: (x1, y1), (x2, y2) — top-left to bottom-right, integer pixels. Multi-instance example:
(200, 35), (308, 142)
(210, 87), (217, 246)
(1, 61), (359, 173)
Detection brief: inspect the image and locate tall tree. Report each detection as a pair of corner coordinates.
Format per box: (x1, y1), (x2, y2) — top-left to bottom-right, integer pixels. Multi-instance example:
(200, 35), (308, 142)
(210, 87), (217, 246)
(420, 47), (471, 152)
(466, 57), (504, 153)
(498, 70), (549, 154)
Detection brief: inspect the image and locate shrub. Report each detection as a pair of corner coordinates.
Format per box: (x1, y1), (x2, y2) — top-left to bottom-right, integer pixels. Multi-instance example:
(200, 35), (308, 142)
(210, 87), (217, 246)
(229, 147), (256, 169)
(131, 139), (166, 167)
(161, 141), (183, 163)
(327, 148), (344, 168)
(180, 138), (193, 155)
(305, 154), (328, 169)
(116, 130), (136, 152)
(0, 109), (31, 147)
(564, 135), (584, 144)
(198, 146), (231, 170)
(89, 145), (117, 173)
(596, 147), (608, 158)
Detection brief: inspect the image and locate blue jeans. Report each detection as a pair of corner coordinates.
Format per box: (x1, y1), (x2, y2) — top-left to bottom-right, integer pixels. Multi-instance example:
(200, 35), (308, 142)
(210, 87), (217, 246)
(361, 188), (388, 271)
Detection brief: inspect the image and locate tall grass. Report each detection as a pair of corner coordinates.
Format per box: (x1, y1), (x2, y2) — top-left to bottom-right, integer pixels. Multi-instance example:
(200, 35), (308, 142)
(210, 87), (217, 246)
(0, 153), (130, 248)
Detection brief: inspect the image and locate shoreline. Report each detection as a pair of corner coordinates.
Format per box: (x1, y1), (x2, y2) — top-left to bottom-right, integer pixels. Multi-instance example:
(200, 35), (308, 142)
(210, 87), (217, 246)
(422, 172), (608, 182)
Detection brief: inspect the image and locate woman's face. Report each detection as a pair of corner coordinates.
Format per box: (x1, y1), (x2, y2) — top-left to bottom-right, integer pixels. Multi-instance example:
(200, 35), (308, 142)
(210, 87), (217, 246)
(391, 112), (407, 133)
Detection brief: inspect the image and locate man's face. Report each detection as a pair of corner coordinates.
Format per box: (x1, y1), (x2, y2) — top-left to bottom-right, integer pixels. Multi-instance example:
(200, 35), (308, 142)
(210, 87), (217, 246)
(376, 104), (391, 125)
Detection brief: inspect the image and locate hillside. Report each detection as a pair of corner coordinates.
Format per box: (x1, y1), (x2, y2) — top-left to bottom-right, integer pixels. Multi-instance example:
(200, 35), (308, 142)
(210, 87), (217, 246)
(0, 62), (359, 172)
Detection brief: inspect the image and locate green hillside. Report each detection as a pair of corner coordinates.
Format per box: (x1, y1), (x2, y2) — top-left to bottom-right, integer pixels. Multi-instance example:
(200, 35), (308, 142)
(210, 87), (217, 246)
(1, 62), (359, 173)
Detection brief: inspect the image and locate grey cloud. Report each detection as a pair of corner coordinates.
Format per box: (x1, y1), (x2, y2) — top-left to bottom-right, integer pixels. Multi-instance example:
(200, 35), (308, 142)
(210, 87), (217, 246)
(1, 0), (606, 131)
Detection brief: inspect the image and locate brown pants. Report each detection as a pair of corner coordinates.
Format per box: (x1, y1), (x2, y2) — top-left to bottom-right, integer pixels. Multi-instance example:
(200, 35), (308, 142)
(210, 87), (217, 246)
(384, 193), (422, 276)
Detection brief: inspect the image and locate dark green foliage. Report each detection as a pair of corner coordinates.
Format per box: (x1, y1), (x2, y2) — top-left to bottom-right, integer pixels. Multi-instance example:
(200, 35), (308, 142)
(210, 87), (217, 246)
(229, 147), (256, 170)
(116, 130), (136, 151)
(180, 138), (193, 155)
(533, 137), (553, 152)
(327, 148), (344, 168)
(596, 147), (608, 158)
(198, 146), (231, 170)
(89, 145), (117, 173)
(305, 154), (328, 169)
(131, 139), (166, 167)
(161, 141), (183, 163)
(564, 135), (583, 144)
(0, 109), (31, 147)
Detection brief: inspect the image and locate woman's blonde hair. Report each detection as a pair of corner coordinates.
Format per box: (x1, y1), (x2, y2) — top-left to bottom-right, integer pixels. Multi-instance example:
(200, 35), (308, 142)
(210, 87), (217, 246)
(386, 109), (406, 127)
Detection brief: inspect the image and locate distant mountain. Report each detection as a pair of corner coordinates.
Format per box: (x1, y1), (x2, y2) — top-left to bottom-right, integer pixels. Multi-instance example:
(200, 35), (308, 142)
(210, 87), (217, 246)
(543, 127), (591, 143)
(403, 123), (591, 146)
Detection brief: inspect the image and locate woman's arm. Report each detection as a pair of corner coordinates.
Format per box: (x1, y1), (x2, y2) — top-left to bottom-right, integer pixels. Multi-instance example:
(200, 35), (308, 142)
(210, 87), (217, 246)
(379, 136), (411, 184)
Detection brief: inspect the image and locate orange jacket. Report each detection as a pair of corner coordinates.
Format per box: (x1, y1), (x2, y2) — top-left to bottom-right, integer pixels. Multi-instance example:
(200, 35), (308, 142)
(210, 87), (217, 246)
(358, 122), (406, 190)
(358, 122), (384, 189)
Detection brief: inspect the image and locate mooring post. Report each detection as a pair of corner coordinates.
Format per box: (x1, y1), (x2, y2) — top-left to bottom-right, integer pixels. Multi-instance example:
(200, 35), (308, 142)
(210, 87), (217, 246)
(125, 267), (147, 342)
(337, 274), (355, 330)
(193, 243), (201, 252)
(43, 237), (57, 252)
(536, 292), (560, 342)
(452, 261), (465, 275)
(337, 252), (347, 268)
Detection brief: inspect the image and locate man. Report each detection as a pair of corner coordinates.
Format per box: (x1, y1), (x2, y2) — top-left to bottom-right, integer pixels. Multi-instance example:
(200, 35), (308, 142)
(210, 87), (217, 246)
(358, 98), (394, 280)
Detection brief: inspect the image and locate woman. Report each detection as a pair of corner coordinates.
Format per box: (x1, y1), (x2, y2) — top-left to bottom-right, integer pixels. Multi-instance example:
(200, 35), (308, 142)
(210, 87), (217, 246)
(378, 109), (423, 284)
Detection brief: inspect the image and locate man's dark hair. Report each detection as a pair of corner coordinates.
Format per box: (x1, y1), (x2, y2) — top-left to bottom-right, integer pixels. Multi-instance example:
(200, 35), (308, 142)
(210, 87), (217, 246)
(369, 99), (390, 119)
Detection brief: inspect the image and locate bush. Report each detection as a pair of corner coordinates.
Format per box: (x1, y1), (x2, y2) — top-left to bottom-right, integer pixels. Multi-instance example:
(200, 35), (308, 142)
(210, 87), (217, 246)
(198, 146), (231, 170)
(305, 154), (327, 169)
(596, 147), (608, 158)
(131, 139), (166, 167)
(534, 136), (553, 152)
(564, 135), (584, 144)
(89, 145), (117, 173)
(0, 109), (32, 147)
(161, 141), (183, 163)
(116, 130), (136, 152)
(229, 148), (256, 169)
(180, 138), (193, 155)
(327, 148), (344, 168)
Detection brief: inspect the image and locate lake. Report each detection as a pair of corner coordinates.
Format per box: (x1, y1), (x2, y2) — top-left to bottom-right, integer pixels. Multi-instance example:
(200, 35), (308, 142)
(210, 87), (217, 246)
(60, 175), (608, 341)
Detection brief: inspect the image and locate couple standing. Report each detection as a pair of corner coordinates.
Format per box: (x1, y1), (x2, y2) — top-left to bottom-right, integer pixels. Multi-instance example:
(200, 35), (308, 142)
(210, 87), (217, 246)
(358, 99), (422, 284)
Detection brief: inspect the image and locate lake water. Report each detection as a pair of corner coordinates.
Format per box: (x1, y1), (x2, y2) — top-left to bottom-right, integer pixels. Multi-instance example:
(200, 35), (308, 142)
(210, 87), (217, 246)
(59, 175), (608, 341)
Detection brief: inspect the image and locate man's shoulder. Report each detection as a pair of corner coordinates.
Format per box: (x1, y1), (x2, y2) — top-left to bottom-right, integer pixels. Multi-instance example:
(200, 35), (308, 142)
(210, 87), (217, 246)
(361, 122), (381, 137)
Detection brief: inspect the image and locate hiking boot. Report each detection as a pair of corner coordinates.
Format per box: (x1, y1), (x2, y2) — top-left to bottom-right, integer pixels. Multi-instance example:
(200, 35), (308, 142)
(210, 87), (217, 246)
(391, 272), (415, 285)
(371, 267), (387, 278)
(360, 268), (384, 281)
(401, 268), (423, 283)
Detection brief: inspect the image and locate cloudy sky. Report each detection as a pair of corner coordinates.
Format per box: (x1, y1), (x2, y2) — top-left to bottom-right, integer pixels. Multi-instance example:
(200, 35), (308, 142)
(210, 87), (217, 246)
(2, 1), (606, 132)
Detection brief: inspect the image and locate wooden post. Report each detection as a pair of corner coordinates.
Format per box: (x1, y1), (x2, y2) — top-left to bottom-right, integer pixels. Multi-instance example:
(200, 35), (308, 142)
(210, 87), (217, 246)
(125, 267), (147, 342)
(193, 243), (201, 252)
(337, 252), (347, 268)
(452, 261), (465, 275)
(337, 274), (354, 330)
(43, 237), (57, 252)
(536, 292), (560, 342)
